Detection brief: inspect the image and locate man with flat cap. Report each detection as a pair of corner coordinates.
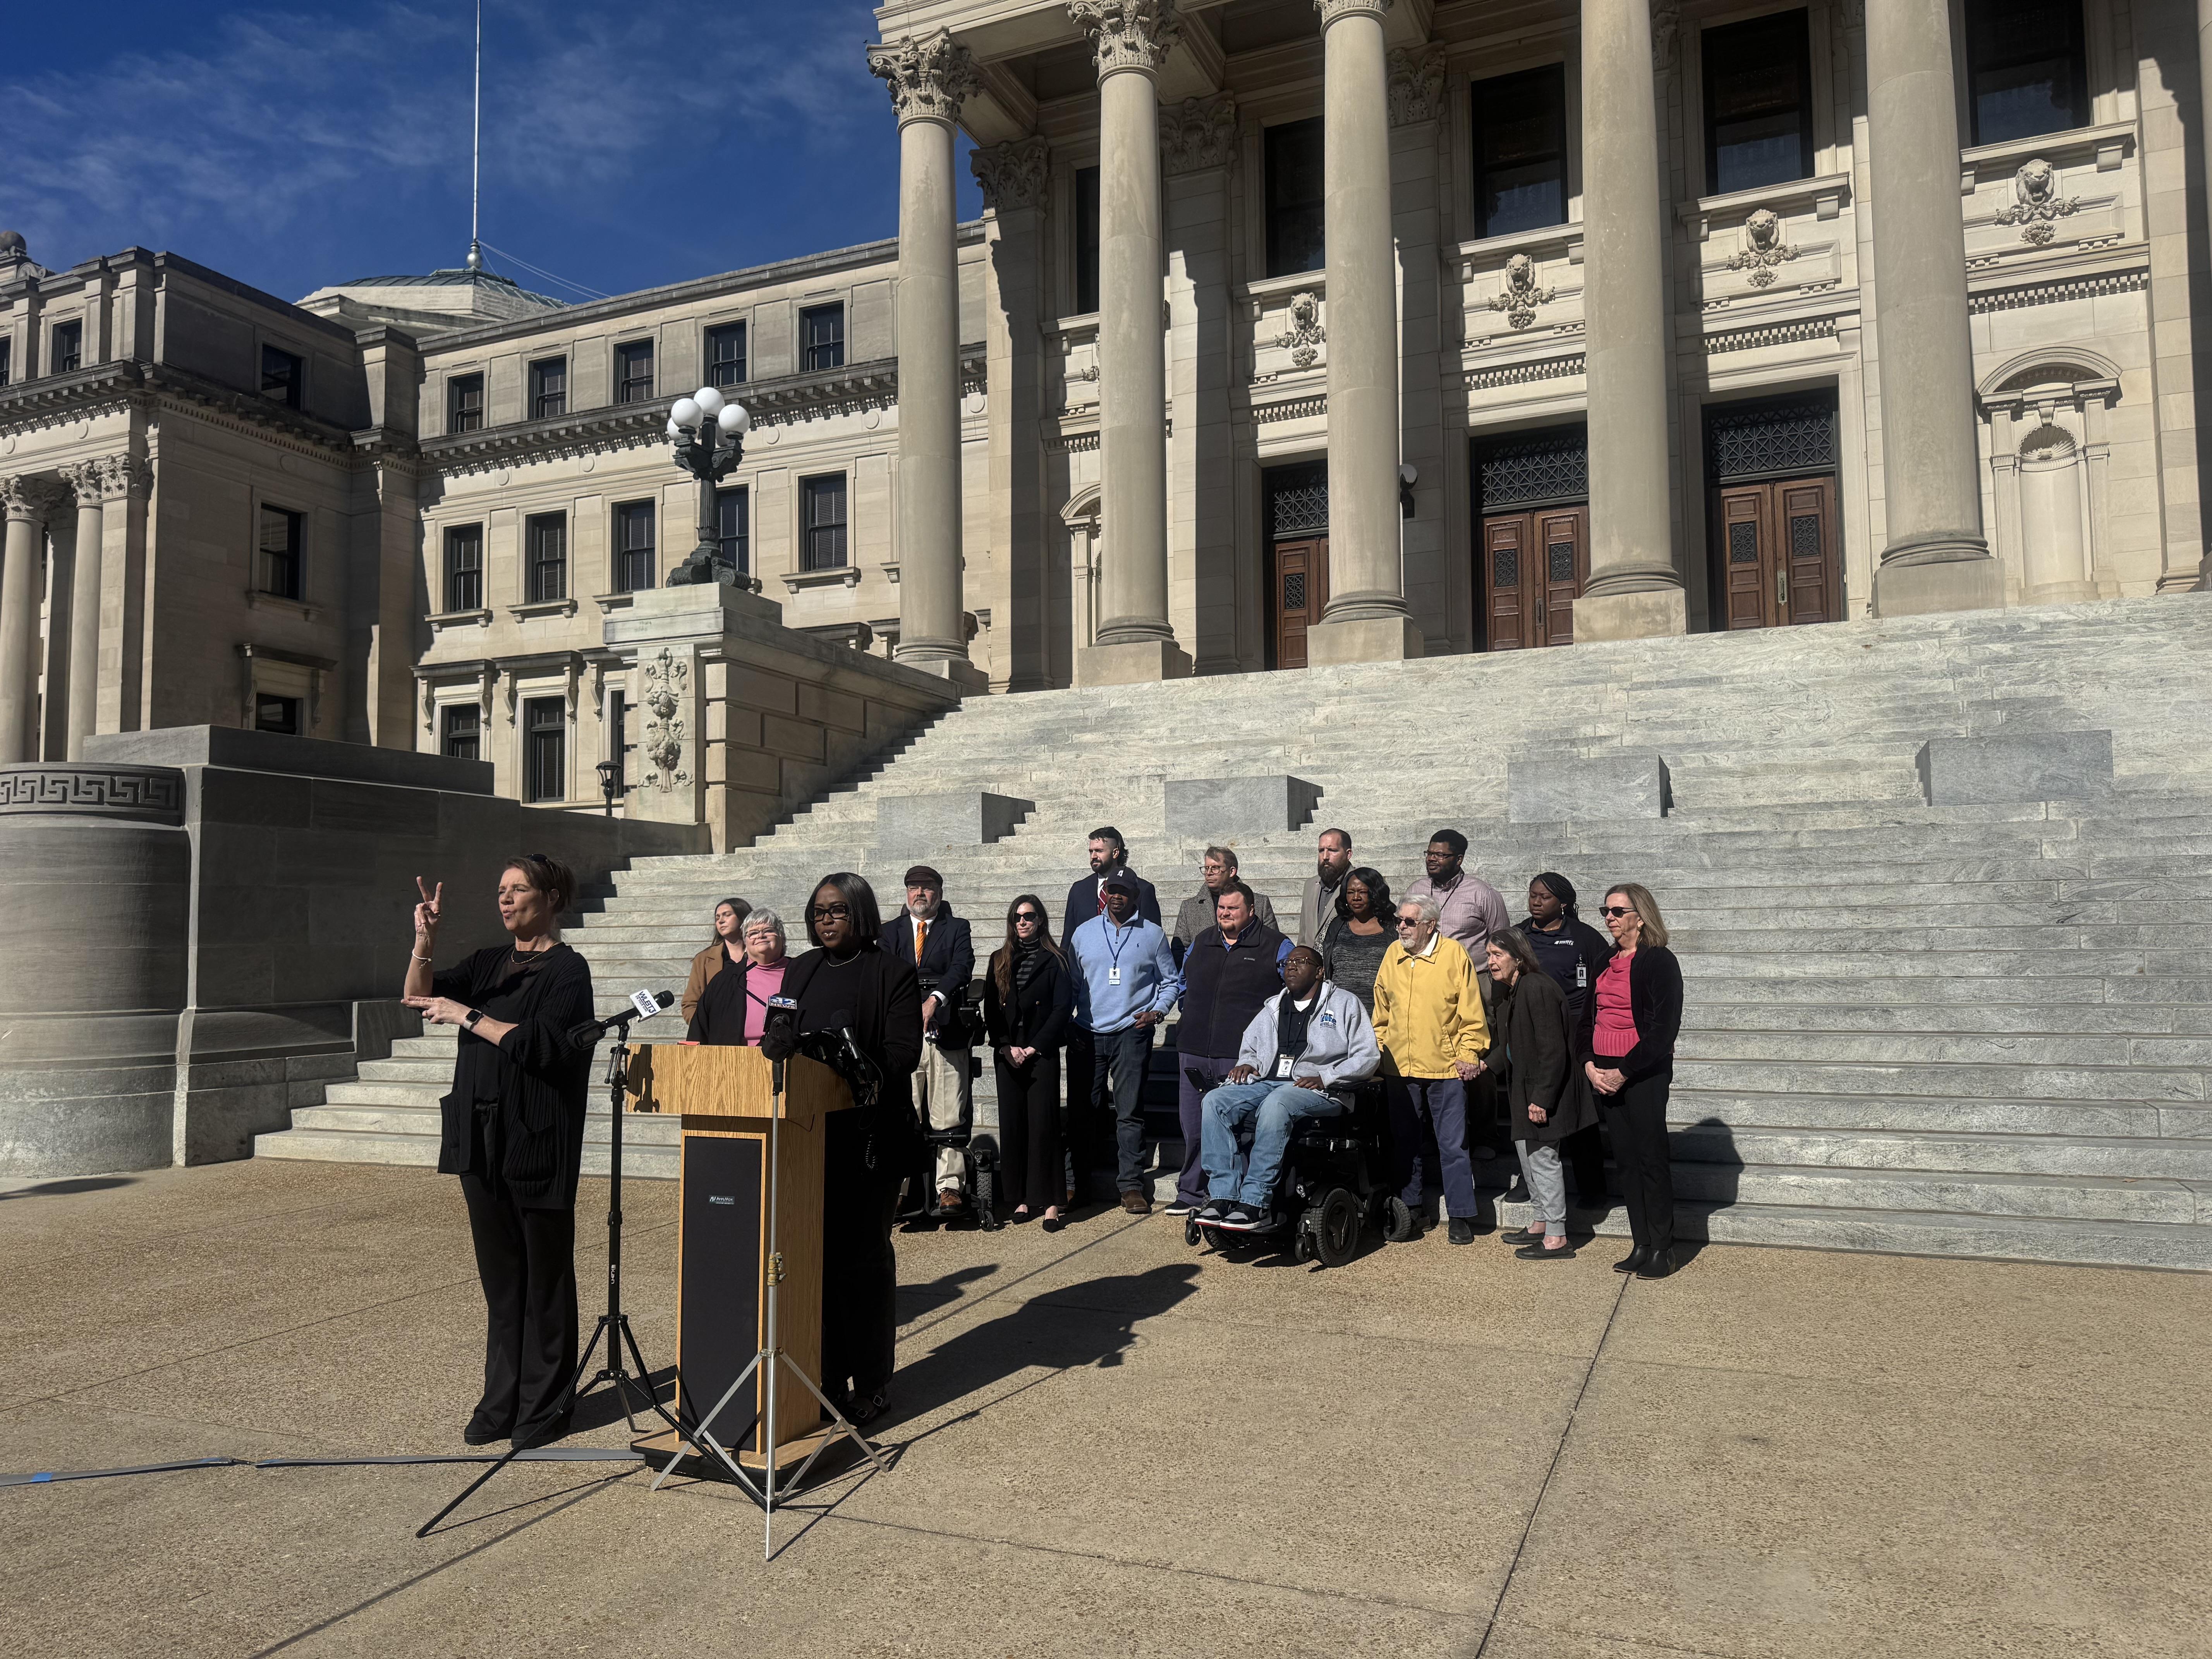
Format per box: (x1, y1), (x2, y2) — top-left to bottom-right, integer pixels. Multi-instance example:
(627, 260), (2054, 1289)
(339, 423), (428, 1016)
(882, 864), (975, 1219)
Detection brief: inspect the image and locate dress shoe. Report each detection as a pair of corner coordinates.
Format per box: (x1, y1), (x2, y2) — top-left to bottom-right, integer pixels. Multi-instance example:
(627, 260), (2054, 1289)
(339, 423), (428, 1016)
(1613, 1245), (1650, 1274)
(1498, 1226), (1542, 1246)
(1516, 1240), (1576, 1261)
(935, 1188), (966, 1214)
(1501, 1182), (1531, 1205)
(511, 1410), (574, 1451)
(1635, 1249), (1676, 1281)
(464, 1417), (514, 1447)
(1446, 1216), (1477, 1246)
(1119, 1190), (1151, 1216)
(1041, 1212), (1065, 1234)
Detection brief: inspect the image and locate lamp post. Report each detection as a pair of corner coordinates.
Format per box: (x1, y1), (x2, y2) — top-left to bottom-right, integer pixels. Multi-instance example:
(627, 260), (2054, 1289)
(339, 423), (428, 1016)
(664, 385), (754, 587)
(595, 758), (621, 818)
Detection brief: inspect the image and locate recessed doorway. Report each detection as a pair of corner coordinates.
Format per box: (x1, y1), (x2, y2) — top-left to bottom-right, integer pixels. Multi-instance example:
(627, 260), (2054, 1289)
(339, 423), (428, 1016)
(1473, 424), (1588, 650)
(1264, 461), (1329, 669)
(1705, 393), (1842, 629)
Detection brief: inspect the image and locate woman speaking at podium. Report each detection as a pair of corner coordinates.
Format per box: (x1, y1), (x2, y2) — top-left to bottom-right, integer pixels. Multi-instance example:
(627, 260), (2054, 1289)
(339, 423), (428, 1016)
(402, 855), (596, 1449)
(696, 871), (921, 1425)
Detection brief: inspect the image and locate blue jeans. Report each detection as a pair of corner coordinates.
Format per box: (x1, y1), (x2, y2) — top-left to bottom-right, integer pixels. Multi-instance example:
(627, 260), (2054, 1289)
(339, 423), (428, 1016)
(1200, 1080), (1344, 1208)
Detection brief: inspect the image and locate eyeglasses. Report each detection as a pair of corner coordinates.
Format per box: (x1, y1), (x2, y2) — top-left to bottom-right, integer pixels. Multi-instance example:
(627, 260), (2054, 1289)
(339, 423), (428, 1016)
(1394, 918), (1421, 929)
(809, 902), (852, 921)
(1600, 905), (1635, 919)
(1014, 912), (1042, 924)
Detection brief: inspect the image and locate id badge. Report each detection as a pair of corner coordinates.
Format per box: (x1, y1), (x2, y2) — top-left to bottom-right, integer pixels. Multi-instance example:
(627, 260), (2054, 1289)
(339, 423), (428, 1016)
(1108, 965), (1122, 986)
(1272, 1055), (1291, 1079)
(1577, 961), (1588, 989)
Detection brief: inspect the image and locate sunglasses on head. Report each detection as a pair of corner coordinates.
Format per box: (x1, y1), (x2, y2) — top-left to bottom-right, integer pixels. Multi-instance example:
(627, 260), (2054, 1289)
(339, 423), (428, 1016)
(1601, 905), (1635, 919)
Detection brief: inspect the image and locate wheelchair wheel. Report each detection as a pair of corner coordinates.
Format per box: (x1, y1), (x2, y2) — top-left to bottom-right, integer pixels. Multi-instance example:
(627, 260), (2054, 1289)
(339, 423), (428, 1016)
(1184, 1215), (1201, 1247)
(1310, 1188), (1361, 1269)
(1293, 1228), (1316, 1264)
(974, 1164), (1001, 1231)
(1382, 1196), (1419, 1243)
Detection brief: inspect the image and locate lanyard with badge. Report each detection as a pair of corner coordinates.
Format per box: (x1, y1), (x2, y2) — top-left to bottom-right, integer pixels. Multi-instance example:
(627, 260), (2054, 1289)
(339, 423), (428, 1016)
(1104, 918), (1132, 987)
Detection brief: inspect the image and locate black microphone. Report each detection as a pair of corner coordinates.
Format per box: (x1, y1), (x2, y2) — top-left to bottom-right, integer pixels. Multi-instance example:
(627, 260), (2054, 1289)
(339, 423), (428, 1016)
(568, 988), (675, 1045)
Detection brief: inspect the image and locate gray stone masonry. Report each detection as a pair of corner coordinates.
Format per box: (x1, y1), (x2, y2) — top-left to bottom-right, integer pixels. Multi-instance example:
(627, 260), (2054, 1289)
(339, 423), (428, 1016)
(1163, 776), (1324, 841)
(1508, 752), (1671, 823)
(1917, 731), (2114, 806)
(877, 790), (1035, 851)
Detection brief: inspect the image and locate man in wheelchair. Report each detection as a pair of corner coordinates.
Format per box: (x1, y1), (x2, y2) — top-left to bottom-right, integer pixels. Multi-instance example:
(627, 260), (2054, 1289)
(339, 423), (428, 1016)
(1196, 946), (1380, 1231)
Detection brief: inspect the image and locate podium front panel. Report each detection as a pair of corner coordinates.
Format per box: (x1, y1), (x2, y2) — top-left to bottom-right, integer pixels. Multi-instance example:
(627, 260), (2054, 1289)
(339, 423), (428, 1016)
(676, 1132), (767, 1444)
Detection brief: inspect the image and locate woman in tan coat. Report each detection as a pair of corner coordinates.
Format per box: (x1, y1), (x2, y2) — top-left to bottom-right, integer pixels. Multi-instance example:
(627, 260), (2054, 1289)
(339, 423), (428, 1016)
(680, 896), (752, 1023)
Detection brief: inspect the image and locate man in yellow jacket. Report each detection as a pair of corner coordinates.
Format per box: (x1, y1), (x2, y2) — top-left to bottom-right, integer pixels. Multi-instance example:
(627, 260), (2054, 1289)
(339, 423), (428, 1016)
(1370, 892), (1491, 1245)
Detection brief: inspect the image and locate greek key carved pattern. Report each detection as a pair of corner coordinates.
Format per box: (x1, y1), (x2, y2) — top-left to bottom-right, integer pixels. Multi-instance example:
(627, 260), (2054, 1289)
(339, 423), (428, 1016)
(0, 765), (185, 824)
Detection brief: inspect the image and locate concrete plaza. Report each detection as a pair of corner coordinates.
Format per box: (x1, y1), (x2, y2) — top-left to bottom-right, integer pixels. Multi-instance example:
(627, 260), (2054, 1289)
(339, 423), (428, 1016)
(2, 1159), (2207, 1657)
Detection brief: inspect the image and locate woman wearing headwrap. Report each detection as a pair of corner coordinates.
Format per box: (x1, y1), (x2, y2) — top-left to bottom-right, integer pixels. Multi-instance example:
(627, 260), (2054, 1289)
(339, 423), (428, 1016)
(1517, 873), (1613, 1204)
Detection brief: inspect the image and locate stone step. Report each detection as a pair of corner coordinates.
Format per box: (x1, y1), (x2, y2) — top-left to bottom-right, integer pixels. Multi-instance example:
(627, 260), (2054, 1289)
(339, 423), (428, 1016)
(1669, 1121), (2212, 1180)
(1672, 1057), (2203, 1102)
(1663, 1161), (2209, 1226)
(1664, 1088), (2203, 1138)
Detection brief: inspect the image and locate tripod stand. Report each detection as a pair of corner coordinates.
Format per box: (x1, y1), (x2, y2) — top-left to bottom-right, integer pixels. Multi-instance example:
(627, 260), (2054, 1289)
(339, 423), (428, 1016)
(419, 1013), (679, 1537)
(647, 1050), (884, 1558)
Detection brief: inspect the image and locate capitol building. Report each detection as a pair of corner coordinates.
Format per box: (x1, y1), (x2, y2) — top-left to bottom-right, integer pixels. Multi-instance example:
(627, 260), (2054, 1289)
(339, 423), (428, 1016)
(0, 0), (2205, 824)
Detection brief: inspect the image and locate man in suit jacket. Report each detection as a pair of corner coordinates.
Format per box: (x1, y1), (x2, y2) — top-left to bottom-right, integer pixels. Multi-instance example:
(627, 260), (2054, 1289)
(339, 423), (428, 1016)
(1061, 825), (1162, 941)
(882, 865), (976, 1218)
(1296, 827), (1354, 948)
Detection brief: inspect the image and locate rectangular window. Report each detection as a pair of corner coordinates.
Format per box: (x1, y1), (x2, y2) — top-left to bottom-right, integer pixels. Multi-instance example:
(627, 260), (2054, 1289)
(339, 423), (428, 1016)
(1703, 11), (1814, 196)
(708, 322), (747, 388)
(1075, 166), (1101, 314)
(254, 694), (302, 735)
(441, 703), (481, 761)
(616, 501), (656, 592)
(528, 356), (567, 420)
(800, 304), (845, 373)
(715, 486), (749, 574)
(448, 373), (484, 434)
(801, 474), (848, 570)
(1264, 118), (1326, 278)
(261, 345), (304, 408)
(52, 319), (83, 374)
(1472, 65), (1569, 239)
(615, 340), (655, 404)
(526, 513), (567, 602)
(258, 505), (304, 600)
(0, 338), (11, 388)
(444, 523), (484, 612)
(524, 697), (566, 804)
(1965, 0), (2087, 146)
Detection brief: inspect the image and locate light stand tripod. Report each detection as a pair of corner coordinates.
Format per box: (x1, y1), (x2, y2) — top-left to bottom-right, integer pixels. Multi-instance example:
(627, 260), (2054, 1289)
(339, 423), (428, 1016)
(419, 997), (680, 1538)
(648, 1047), (885, 1559)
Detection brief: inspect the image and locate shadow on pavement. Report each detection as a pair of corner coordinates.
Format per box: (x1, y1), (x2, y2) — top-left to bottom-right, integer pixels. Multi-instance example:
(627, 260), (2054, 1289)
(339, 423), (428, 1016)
(0, 1175), (137, 1200)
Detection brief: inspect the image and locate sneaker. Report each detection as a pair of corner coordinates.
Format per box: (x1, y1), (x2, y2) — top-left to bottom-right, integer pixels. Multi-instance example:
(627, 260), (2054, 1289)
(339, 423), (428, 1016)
(1217, 1202), (1266, 1230)
(1163, 1197), (1200, 1217)
(1447, 1216), (1477, 1246)
(1196, 1198), (1230, 1223)
(1119, 1190), (1152, 1216)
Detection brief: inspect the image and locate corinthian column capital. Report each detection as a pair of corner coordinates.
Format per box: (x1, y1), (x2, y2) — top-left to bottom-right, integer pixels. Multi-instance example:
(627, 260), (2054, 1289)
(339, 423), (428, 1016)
(867, 30), (980, 126)
(972, 136), (1052, 212)
(1388, 43), (1447, 125)
(1314, 0), (1393, 26)
(98, 455), (152, 502)
(0, 474), (65, 523)
(1068, 0), (1182, 79)
(58, 460), (108, 507)
(1160, 93), (1238, 175)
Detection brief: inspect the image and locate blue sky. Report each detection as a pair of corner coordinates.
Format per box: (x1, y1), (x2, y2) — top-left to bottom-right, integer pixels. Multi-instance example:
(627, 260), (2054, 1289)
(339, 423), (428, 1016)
(1, 1), (982, 307)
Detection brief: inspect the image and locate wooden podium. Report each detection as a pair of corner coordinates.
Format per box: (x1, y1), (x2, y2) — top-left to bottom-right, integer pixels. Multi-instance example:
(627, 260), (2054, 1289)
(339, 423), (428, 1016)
(624, 1044), (854, 1468)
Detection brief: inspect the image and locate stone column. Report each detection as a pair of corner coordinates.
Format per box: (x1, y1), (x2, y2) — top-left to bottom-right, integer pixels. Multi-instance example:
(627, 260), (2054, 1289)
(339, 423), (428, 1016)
(61, 463), (105, 760)
(96, 456), (152, 737)
(0, 475), (58, 763)
(1865, 0), (2002, 615)
(1072, 0), (1192, 685)
(869, 31), (987, 687)
(1577, 0), (1687, 641)
(1307, 0), (1422, 665)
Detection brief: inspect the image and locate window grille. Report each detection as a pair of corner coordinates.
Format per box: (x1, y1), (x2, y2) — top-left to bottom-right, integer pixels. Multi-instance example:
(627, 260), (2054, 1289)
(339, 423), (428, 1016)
(1476, 429), (1587, 510)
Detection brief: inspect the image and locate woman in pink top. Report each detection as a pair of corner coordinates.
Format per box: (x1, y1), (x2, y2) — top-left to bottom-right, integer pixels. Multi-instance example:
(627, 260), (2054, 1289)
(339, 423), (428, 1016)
(685, 906), (790, 1046)
(1577, 884), (1685, 1280)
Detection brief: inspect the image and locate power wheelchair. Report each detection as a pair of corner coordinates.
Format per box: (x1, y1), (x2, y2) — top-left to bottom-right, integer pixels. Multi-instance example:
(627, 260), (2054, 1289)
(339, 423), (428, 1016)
(1183, 1079), (1412, 1268)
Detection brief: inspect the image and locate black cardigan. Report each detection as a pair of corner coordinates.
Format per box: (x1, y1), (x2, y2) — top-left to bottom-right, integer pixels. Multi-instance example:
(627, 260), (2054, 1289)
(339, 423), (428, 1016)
(1575, 943), (1684, 1082)
(1494, 970), (1598, 1146)
(982, 947), (1077, 1052)
(433, 944), (597, 1209)
(780, 944), (925, 1114)
(685, 956), (754, 1046)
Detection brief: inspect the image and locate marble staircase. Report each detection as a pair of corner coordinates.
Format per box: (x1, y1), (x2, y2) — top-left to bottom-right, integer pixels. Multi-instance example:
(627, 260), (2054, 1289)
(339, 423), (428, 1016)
(257, 596), (2212, 1269)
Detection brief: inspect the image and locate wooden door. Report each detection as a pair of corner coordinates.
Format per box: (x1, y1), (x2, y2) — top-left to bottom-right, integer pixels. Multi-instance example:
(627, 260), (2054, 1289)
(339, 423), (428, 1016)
(1271, 536), (1329, 669)
(1716, 477), (1839, 629)
(1482, 507), (1588, 649)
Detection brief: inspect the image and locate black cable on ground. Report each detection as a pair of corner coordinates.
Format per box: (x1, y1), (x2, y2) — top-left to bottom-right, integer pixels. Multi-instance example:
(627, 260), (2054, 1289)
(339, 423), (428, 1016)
(3, 1449), (646, 1487)
(2, 1456), (242, 1487)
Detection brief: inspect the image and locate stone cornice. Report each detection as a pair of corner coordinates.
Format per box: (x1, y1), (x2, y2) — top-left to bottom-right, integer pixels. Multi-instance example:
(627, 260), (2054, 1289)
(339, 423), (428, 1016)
(1161, 93), (1238, 175)
(972, 136), (1051, 212)
(1069, 0), (1182, 79)
(867, 30), (980, 126)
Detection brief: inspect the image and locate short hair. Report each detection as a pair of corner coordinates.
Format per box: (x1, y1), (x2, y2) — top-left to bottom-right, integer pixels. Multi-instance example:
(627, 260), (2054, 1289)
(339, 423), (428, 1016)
(1215, 880), (1255, 912)
(1398, 894), (1442, 926)
(806, 871), (884, 948)
(1605, 883), (1670, 950)
(1204, 844), (1238, 869)
(502, 853), (575, 915)
(1338, 866), (1392, 925)
(1088, 826), (1126, 854)
(1318, 827), (1351, 850)
(709, 895), (751, 944)
(741, 905), (785, 944)
(1489, 927), (1545, 981)
(1428, 828), (1468, 858)
(1286, 944), (1323, 971)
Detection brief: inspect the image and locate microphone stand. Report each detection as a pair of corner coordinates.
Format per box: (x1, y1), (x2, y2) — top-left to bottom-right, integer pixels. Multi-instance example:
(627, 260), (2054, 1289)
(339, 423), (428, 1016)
(418, 1003), (680, 1537)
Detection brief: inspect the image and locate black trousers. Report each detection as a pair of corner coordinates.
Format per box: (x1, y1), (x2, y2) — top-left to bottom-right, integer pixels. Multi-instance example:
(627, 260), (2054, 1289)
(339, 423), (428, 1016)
(996, 1049), (1063, 1212)
(1602, 1066), (1676, 1253)
(457, 1117), (578, 1441)
(1562, 1123), (1609, 1200)
(821, 1110), (901, 1401)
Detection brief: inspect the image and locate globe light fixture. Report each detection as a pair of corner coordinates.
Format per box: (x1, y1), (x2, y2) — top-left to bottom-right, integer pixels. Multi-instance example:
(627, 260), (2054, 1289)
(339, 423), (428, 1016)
(663, 385), (754, 587)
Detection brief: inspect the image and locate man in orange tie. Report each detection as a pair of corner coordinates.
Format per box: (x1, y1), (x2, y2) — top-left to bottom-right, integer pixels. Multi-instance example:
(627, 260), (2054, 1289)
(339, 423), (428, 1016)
(882, 866), (975, 1221)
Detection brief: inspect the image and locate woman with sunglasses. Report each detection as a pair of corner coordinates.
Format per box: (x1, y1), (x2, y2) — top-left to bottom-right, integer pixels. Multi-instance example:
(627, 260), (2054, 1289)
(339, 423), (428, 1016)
(983, 894), (1077, 1230)
(1580, 884), (1685, 1279)
(778, 872), (924, 1425)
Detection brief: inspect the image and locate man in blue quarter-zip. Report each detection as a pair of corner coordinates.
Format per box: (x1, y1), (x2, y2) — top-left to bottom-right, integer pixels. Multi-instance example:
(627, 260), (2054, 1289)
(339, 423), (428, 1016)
(1067, 871), (1182, 1215)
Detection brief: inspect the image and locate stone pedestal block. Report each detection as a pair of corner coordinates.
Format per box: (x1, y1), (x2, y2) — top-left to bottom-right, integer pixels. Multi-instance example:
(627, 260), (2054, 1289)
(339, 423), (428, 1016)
(1508, 752), (1671, 823)
(1075, 637), (1194, 687)
(1306, 615), (1425, 666)
(878, 791), (1036, 850)
(1573, 587), (1688, 644)
(1916, 732), (2113, 804)
(1164, 776), (1324, 840)
(1875, 551), (2007, 618)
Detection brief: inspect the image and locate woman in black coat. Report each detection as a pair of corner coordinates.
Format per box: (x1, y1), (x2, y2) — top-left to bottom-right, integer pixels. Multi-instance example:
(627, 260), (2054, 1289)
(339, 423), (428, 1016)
(403, 856), (597, 1449)
(1578, 883), (1686, 1280)
(982, 893), (1077, 1232)
(1484, 929), (1598, 1261)
(776, 872), (923, 1426)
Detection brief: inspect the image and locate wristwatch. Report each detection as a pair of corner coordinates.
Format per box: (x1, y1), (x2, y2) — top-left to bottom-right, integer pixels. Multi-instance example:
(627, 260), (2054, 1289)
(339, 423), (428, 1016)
(462, 1008), (484, 1031)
